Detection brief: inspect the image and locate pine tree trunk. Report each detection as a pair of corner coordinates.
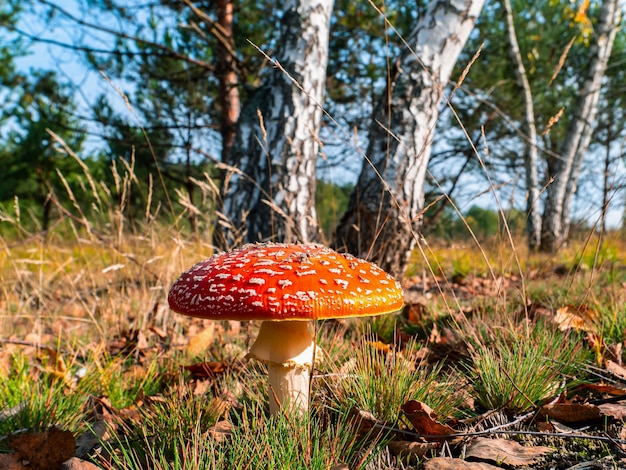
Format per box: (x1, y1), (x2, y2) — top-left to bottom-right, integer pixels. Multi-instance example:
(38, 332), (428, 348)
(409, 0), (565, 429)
(219, 0), (333, 247)
(215, 0), (240, 162)
(335, 0), (485, 277)
(540, 0), (620, 252)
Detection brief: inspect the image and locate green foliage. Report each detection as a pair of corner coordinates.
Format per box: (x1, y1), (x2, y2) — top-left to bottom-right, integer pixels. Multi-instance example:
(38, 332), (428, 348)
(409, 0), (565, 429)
(424, 204), (527, 241)
(0, 351), (85, 443)
(315, 180), (353, 241)
(0, 71), (87, 230)
(465, 205), (501, 239)
(332, 336), (461, 423)
(466, 325), (583, 414)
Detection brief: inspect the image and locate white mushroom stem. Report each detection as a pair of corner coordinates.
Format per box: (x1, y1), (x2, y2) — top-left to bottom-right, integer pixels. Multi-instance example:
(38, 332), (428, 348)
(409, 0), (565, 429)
(247, 320), (315, 415)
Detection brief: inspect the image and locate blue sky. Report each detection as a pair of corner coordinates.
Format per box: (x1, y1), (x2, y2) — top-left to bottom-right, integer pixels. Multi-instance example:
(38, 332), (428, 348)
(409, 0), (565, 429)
(9, 0), (626, 229)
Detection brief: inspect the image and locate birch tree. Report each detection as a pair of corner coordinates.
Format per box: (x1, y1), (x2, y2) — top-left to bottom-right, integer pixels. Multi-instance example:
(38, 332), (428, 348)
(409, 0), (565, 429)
(502, 0), (541, 250)
(335, 0), (485, 276)
(541, 0), (621, 252)
(219, 0), (333, 246)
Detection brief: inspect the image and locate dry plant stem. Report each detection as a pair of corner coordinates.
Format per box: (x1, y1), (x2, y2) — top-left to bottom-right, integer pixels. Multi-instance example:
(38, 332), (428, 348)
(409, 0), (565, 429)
(247, 320), (315, 415)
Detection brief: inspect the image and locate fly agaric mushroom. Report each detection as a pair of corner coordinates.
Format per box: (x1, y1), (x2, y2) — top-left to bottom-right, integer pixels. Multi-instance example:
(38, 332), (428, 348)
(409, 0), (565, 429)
(168, 243), (404, 415)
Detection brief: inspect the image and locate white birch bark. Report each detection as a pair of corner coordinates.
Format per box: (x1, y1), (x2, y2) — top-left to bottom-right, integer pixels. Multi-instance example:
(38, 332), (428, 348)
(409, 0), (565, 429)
(541, 0), (621, 252)
(336, 0), (485, 276)
(502, 0), (541, 249)
(220, 0), (333, 246)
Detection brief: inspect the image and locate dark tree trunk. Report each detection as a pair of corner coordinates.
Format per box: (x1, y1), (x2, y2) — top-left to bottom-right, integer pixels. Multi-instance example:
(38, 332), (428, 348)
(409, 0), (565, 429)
(215, 0), (240, 162)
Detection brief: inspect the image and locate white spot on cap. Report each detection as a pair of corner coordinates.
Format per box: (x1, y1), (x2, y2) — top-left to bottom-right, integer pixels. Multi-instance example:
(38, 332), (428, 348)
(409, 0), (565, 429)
(335, 279), (349, 289)
(278, 279), (293, 288)
(255, 268), (284, 276)
(296, 270), (316, 276)
(249, 277), (266, 285)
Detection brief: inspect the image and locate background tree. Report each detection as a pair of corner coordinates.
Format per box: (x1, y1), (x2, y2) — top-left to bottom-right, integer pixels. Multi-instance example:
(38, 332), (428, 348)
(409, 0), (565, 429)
(501, 0), (541, 249)
(0, 71), (86, 231)
(219, 0), (334, 246)
(443, 0), (624, 252)
(9, 0), (282, 233)
(336, 0), (486, 276)
(541, 0), (622, 252)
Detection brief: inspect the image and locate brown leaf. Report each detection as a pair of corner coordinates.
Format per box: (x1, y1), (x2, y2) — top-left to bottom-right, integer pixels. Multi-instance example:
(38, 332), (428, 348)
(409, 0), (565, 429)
(366, 340), (392, 353)
(466, 437), (554, 467)
(387, 440), (440, 462)
(576, 382), (626, 396)
(61, 457), (101, 470)
(0, 453), (28, 470)
(349, 407), (383, 435)
(186, 323), (215, 357)
(207, 420), (233, 443)
(538, 403), (602, 424)
(606, 360), (626, 380)
(403, 299), (429, 325)
(423, 457), (500, 469)
(598, 402), (626, 420)
(401, 400), (455, 439)
(7, 427), (75, 470)
(183, 361), (228, 379)
(75, 396), (119, 459)
(554, 304), (598, 332)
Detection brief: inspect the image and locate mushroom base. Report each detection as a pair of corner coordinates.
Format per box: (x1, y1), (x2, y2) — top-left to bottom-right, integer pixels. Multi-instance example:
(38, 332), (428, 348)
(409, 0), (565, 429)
(247, 320), (315, 415)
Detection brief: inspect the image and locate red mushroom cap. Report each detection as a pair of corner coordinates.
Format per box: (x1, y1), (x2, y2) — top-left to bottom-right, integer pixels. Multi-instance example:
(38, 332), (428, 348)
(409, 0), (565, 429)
(168, 243), (404, 321)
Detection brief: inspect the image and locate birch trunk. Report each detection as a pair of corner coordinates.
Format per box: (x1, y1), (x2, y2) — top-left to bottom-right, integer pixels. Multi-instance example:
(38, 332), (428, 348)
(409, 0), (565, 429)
(502, 0), (541, 250)
(220, 0), (333, 246)
(540, 0), (620, 252)
(335, 0), (485, 277)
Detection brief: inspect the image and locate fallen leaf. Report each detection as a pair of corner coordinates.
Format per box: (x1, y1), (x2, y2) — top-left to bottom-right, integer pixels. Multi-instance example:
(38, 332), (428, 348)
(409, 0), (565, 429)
(554, 304), (598, 332)
(183, 361), (228, 379)
(403, 299), (429, 325)
(606, 360), (626, 380)
(387, 440), (440, 462)
(366, 340), (392, 354)
(186, 322), (215, 357)
(423, 457), (500, 469)
(61, 457), (101, 470)
(465, 437), (554, 467)
(538, 403), (601, 424)
(348, 407), (394, 437)
(207, 420), (233, 442)
(576, 382), (626, 396)
(598, 402), (626, 420)
(75, 396), (119, 458)
(0, 453), (27, 470)
(401, 400), (455, 439)
(7, 427), (75, 470)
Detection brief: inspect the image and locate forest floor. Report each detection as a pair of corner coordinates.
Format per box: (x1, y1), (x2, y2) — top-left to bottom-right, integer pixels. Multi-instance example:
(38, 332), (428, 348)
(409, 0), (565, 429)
(2, 228), (626, 469)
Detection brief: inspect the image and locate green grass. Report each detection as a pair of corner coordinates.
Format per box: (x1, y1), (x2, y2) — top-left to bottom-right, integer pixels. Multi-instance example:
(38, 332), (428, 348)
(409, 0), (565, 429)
(2, 156), (626, 468)
(465, 324), (585, 413)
